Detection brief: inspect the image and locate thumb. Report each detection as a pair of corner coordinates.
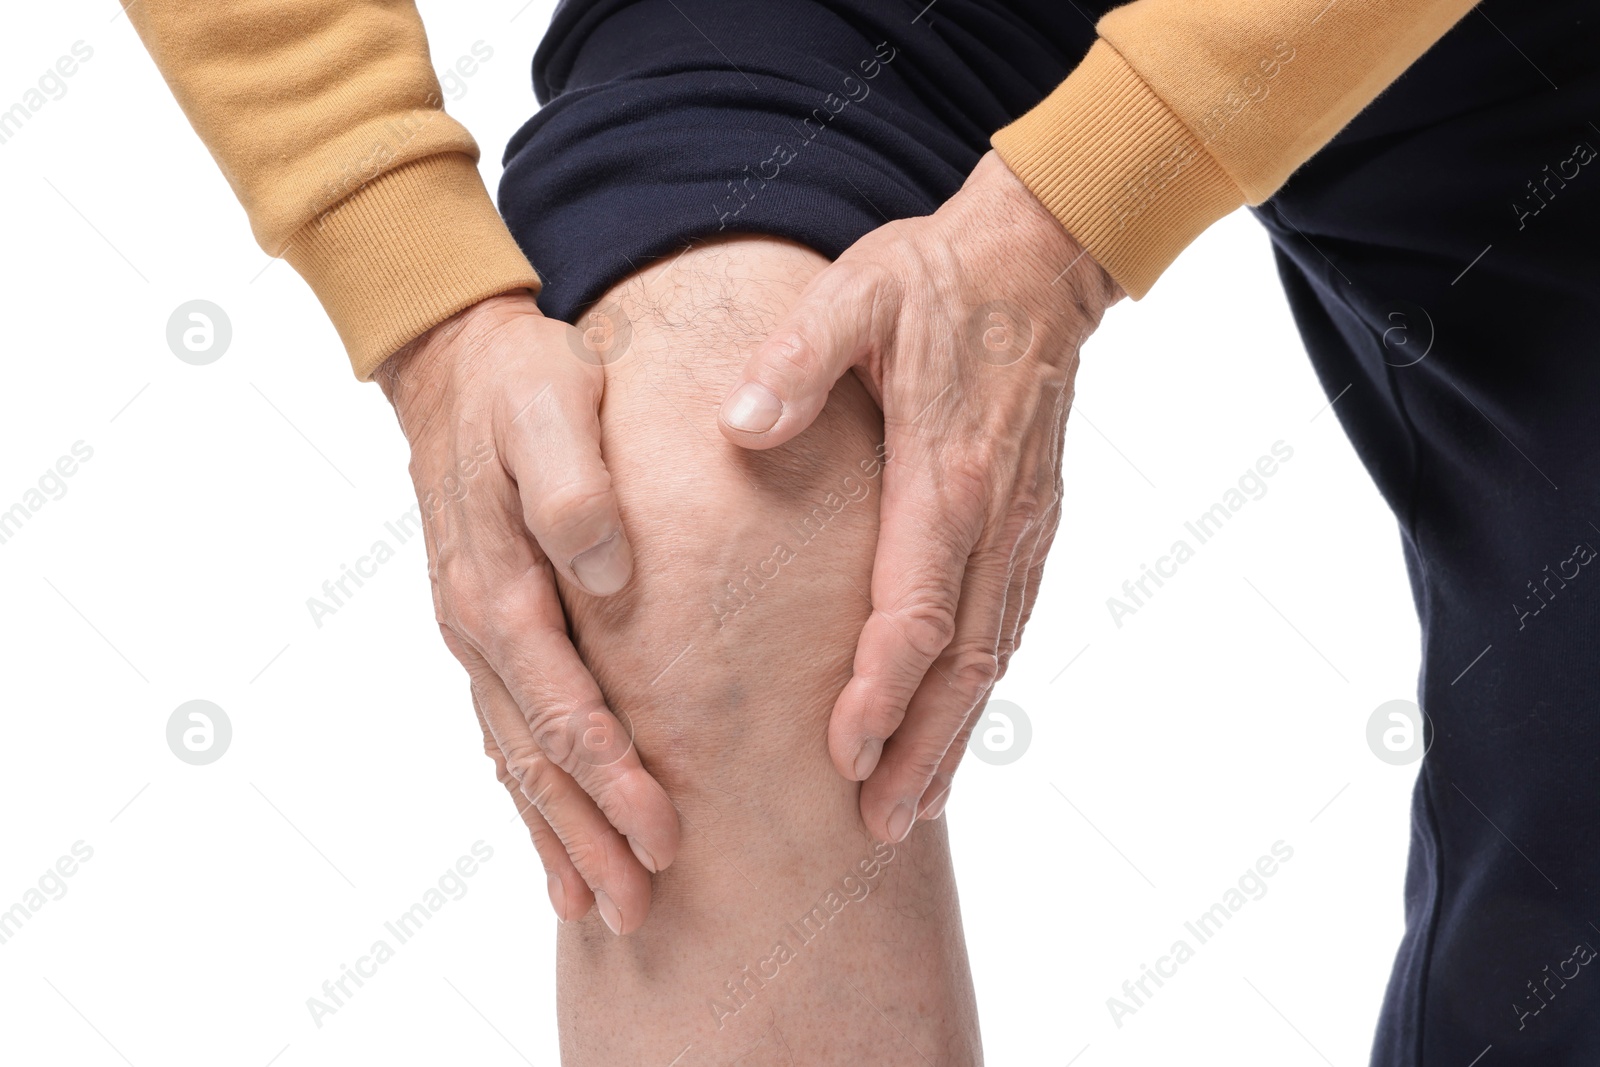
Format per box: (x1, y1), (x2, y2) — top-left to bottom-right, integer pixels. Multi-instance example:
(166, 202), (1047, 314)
(718, 260), (895, 450)
(498, 364), (633, 597)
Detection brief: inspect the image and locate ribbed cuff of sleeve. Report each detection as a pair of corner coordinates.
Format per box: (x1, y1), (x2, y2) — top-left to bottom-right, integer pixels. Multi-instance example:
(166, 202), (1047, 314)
(281, 152), (543, 380)
(991, 40), (1244, 300)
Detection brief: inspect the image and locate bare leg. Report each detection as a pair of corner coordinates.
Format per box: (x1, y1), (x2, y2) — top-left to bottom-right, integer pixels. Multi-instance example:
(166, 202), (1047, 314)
(552, 237), (981, 1066)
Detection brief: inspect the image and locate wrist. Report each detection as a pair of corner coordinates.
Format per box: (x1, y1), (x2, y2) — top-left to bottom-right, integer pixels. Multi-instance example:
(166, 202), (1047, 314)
(376, 288), (543, 416)
(962, 151), (1125, 309)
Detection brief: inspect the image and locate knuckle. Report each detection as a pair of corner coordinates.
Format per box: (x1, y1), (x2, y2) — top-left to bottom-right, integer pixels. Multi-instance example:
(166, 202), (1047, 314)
(453, 570), (546, 645)
(434, 555), (488, 632)
(529, 478), (616, 544)
(898, 737), (951, 781)
(508, 751), (562, 809)
(995, 635), (1020, 676)
(526, 705), (576, 765)
(1009, 489), (1045, 527)
(502, 744), (544, 786)
(562, 834), (613, 884)
(761, 330), (825, 383)
(946, 646), (1000, 700)
(494, 757), (521, 795)
(482, 579), (544, 635)
(890, 599), (958, 662)
(529, 700), (625, 772)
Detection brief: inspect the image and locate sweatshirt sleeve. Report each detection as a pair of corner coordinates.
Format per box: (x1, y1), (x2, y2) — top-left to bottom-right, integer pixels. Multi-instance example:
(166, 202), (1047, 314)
(127, 1), (542, 379)
(991, 0), (1476, 299)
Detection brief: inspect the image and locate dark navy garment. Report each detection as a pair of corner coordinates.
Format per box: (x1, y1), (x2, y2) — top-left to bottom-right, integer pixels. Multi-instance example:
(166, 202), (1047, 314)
(501, 0), (1109, 321)
(499, 2), (1600, 1061)
(1254, 6), (1600, 1062)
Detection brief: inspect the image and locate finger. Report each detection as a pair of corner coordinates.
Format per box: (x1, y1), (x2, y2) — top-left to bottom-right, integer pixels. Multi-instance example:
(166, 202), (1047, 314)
(996, 404), (1067, 670)
(473, 694), (595, 922)
(471, 659), (652, 934)
(913, 548), (1032, 825)
(827, 451), (983, 788)
(918, 732), (970, 824)
(917, 497), (1061, 823)
(718, 260), (897, 448)
(498, 370), (634, 597)
(859, 539), (1013, 842)
(440, 591), (680, 874)
(454, 576), (682, 875)
(916, 668), (1006, 825)
(998, 498), (1060, 672)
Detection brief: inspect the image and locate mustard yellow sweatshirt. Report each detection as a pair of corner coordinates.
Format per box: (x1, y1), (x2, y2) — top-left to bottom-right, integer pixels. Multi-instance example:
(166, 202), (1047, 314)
(128, 0), (1475, 380)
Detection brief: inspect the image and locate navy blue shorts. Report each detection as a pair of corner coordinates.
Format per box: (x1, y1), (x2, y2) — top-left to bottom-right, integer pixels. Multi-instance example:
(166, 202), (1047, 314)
(499, 3), (1600, 1062)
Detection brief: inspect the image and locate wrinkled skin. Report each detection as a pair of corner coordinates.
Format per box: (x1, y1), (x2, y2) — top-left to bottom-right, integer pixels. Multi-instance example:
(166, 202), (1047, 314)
(717, 150), (1125, 843)
(377, 291), (679, 933)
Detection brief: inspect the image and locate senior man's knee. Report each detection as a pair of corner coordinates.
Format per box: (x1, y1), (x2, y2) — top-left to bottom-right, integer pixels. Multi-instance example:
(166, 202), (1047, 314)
(549, 251), (979, 1062)
(556, 236), (886, 807)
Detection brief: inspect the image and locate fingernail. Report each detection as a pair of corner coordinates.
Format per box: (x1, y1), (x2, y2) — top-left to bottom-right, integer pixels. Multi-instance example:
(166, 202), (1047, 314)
(921, 782), (952, 822)
(546, 872), (567, 921)
(571, 533), (632, 596)
(886, 801), (916, 844)
(721, 382), (782, 434)
(594, 889), (624, 935)
(628, 836), (659, 874)
(853, 738), (883, 781)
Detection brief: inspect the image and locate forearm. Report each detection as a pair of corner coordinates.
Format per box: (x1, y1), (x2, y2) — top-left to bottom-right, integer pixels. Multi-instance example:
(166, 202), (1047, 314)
(552, 237), (980, 1066)
(128, 1), (539, 376)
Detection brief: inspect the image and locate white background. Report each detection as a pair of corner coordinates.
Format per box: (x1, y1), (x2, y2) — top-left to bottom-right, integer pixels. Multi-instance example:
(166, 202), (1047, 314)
(0, 3), (1421, 1065)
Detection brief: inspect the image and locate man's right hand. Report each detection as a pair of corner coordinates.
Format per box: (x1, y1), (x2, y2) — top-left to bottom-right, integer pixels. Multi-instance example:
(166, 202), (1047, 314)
(376, 289), (679, 935)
